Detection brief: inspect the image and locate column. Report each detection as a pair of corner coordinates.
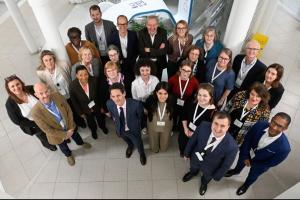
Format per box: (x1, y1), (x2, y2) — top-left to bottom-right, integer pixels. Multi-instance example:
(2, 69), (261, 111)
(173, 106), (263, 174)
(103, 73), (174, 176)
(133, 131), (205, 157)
(27, 0), (69, 62)
(223, 0), (259, 56)
(3, 0), (39, 54)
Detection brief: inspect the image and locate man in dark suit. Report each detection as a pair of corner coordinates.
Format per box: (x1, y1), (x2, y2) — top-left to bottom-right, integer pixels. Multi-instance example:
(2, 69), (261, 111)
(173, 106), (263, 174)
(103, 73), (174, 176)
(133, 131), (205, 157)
(138, 15), (168, 80)
(230, 40), (266, 98)
(182, 111), (238, 195)
(107, 15), (138, 82)
(69, 65), (108, 140)
(106, 83), (146, 165)
(85, 4), (117, 64)
(225, 112), (291, 195)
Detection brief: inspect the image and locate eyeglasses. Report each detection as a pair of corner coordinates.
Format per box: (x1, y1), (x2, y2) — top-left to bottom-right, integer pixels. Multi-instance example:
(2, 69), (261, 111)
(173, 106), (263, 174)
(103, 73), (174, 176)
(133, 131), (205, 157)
(181, 68), (192, 73)
(108, 53), (118, 57)
(4, 74), (18, 82)
(246, 47), (260, 51)
(177, 27), (187, 30)
(117, 23), (128, 26)
(218, 56), (230, 61)
(270, 119), (285, 129)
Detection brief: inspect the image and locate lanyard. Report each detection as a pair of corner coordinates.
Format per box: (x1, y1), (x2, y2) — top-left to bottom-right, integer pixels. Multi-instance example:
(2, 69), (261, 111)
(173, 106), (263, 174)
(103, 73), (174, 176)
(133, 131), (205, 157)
(204, 42), (213, 58)
(95, 24), (104, 39)
(179, 77), (189, 99)
(211, 64), (226, 83)
(71, 42), (81, 53)
(178, 39), (185, 56)
(240, 101), (258, 120)
(193, 104), (209, 123)
(204, 136), (218, 151)
(157, 103), (167, 121)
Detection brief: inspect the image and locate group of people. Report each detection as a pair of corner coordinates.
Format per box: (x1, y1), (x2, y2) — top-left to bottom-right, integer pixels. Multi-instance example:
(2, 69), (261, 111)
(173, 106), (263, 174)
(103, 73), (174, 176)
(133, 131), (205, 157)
(4, 4), (291, 197)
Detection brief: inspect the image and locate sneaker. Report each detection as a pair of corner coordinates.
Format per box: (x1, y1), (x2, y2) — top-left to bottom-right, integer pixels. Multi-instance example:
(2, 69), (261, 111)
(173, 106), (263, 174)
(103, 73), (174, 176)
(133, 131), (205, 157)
(82, 142), (92, 149)
(67, 155), (75, 166)
(141, 128), (147, 135)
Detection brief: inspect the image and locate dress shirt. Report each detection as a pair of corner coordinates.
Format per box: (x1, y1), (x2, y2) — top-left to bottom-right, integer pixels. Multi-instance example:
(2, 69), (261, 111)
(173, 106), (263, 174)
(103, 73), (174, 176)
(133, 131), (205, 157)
(95, 23), (107, 55)
(48, 67), (70, 99)
(206, 132), (226, 152)
(150, 33), (157, 44)
(18, 95), (38, 120)
(117, 100), (129, 131)
(236, 58), (257, 88)
(257, 128), (282, 150)
(131, 75), (159, 102)
(43, 100), (65, 129)
(119, 34), (128, 58)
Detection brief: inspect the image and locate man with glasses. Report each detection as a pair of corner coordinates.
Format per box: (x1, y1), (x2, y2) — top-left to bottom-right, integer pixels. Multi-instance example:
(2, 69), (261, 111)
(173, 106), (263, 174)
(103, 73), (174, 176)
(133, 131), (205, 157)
(231, 40), (267, 97)
(65, 27), (100, 65)
(225, 112), (291, 195)
(108, 15), (138, 82)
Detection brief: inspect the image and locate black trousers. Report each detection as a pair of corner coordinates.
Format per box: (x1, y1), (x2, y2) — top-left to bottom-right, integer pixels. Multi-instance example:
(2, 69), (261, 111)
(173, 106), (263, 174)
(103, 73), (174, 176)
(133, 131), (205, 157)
(167, 60), (179, 79)
(86, 110), (106, 134)
(121, 131), (145, 155)
(58, 131), (84, 157)
(178, 125), (189, 155)
(35, 131), (55, 148)
(190, 165), (212, 185)
(67, 98), (86, 127)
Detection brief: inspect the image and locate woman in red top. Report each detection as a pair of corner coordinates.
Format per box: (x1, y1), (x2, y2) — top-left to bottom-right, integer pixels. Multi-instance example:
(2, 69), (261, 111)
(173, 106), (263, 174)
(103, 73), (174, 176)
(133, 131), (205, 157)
(168, 60), (199, 133)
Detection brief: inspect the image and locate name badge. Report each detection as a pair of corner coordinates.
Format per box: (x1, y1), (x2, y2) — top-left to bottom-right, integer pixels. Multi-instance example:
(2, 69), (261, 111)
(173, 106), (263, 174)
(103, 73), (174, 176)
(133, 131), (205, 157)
(188, 122), (197, 131)
(235, 78), (243, 88)
(157, 121), (165, 126)
(234, 119), (243, 128)
(88, 101), (96, 108)
(250, 148), (255, 159)
(177, 98), (185, 106)
(195, 152), (203, 161)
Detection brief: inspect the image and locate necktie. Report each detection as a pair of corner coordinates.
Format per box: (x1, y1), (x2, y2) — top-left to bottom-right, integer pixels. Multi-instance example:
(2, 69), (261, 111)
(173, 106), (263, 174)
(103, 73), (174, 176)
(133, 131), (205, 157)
(119, 107), (125, 135)
(205, 137), (216, 154)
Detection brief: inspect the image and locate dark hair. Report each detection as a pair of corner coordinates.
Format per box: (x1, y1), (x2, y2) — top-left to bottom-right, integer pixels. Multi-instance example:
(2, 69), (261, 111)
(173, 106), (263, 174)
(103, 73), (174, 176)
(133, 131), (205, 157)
(135, 58), (157, 76)
(75, 65), (89, 74)
(147, 82), (173, 121)
(67, 27), (82, 38)
(274, 112), (291, 126)
(89, 5), (101, 13)
(117, 15), (128, 23)
(177, 59), (194, 78)
(265, 63), (284, 88)
(5, 75), (28, 104)
(184, 44), (202, 60)
(218, 48), (233, 71)
(213, 111), (231, 124)
(196, 83), (214, 104)
(246, 82), (270, 107)
(39, 50), (56, 70)
(109, 82), (125, 94)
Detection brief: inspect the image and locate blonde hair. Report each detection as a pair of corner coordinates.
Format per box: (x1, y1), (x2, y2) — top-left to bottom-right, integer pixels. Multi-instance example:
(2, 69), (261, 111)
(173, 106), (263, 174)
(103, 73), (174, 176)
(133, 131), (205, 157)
(104, 61), (120, 76)
(78, 45), (93, 61)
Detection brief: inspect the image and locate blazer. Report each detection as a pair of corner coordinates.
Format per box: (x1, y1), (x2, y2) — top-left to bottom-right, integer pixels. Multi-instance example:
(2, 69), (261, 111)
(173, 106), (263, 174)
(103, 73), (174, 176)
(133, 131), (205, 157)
(31, 92), (75, 145)
(85, 20), (117, 51)
(5, 86), (40, 136)
(69, 76), (103, 116)
(71, 58), (103, 80)
(184, 121), (238, 181)
(106, 98), (143, 137)
(239, 120), (291, 170)
(232, 54), (266, 91)
(138, 27), (168, 68)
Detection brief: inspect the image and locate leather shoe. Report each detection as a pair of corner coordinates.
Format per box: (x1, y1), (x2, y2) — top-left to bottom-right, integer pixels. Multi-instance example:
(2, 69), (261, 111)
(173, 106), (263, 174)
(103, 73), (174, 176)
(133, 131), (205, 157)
(126, 147), (133, 158)
(48, 145), (57, 151)
(140, 154), (146, 165)
(236, 184), (249, 196)
(102, 127), (108, 134)
(225, 169), (238, 177)
(182, 172), (195, 182)
(66, 139), (71, 143)
(199, 183), (207, 196)
(92, 132), (98, 139)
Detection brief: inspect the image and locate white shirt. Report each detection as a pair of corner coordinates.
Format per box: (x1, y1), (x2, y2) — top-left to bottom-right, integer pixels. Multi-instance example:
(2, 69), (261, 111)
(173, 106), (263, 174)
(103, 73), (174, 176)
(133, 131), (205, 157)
(206, 132), (226, 152)
(117, 100), (129, 131)
(18, 95), (38, 120)
(119, 34), (128, 58)
(48, 67), (70, 99)
(131, 75), (159, 102)
(257, 128), (282, 150)
(235, 58), (257, 88)
(150, 33), (156, 44)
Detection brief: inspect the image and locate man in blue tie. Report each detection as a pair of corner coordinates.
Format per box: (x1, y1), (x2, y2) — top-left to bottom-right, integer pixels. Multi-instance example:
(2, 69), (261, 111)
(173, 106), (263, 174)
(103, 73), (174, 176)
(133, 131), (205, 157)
(106, 83), (146, 165)
(182, 111), (238, 195)
(225, 112), (291, 195)
(31, 83), (91, 166)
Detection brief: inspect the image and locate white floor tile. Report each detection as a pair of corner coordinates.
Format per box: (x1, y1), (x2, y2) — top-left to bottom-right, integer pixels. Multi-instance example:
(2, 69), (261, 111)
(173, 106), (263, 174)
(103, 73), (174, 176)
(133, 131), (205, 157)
(76, 182), (103, 199)
(151, 157), (176, 180)
(102, 181), (127, 199)
(104, 158), (128, 181)
(53, 182), (78, 199)
(56, 157), (82, 183)
(128, 157), (152, 181)
(153, 180), (178, 199)
(28, 183), (55, 199)
(128, 180), (153, 199)
(79, 159), (105, 182)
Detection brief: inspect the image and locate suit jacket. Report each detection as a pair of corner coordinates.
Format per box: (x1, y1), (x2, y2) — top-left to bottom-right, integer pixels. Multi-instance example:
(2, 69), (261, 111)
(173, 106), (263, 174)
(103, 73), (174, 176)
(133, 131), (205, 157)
(239, 120), (291, 170)
(138, 27), (168, 68)
(71, 58), (103, 80)
(31, 92), (75, 145)
(85, 20), (117, 51)
(232, 54), (266, 90)
(184, 121), (238, 181)
(6, 86), (41, 136)
(106, 98), (143, 137)
(69, 76), (103, 116)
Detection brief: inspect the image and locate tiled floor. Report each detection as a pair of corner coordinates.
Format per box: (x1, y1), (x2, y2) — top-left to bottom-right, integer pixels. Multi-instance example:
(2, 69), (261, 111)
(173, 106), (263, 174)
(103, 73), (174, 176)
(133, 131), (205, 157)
(0, 0), (300, 199)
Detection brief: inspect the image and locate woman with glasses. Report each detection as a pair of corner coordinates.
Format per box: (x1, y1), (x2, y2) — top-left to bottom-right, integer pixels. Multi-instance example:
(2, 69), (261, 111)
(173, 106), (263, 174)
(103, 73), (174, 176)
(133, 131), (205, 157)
(36, 50), (86, 128)
(71, 45), (103, 80)
(167, 20), (193, 78)
(180, 83), (216, 156)
(168, 60), (199, 132)
(5, 75), (57, 151)
(204, 48), (235, 109)
(260, 63), (285, 110)
(224, 82), (270, 145)
(195, 26), (224, 65)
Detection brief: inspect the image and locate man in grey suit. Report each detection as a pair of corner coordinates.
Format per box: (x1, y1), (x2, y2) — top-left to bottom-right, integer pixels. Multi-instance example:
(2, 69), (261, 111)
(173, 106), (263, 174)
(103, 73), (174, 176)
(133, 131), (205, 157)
(182, 111), (238, 195)
(85, 4), (117, 64)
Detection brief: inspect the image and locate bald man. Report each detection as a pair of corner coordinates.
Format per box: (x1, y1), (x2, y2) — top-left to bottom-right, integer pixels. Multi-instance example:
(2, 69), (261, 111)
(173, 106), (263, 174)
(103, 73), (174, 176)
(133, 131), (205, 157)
(230, 40), (267, 97)
(31, 83), (91, 166)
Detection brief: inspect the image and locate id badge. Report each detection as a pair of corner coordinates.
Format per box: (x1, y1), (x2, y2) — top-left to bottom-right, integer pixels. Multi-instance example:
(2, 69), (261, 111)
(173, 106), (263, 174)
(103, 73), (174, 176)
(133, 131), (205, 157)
(177, 98), (185, 106)
(234, 119), (243, 128)
(157, 121), (165, 126)
(235, 78), (242, 88)
(88, 101), (96, 108)
(195, 152), (203, 161)
(250, 148), (255, 159)
(188, 122), (197, 131)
